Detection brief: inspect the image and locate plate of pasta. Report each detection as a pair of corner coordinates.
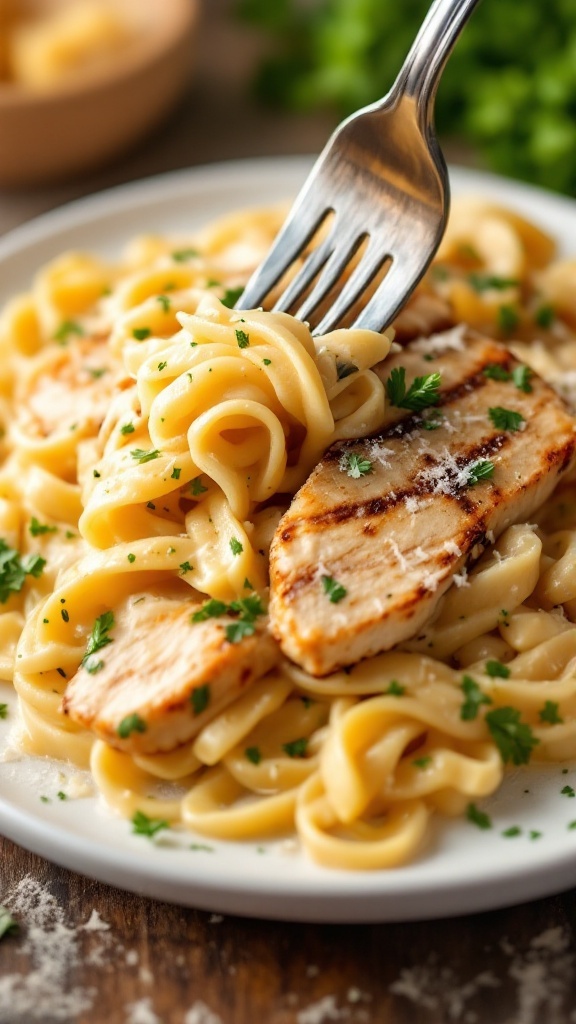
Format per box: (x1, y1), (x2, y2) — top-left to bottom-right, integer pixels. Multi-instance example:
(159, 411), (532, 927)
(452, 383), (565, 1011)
(1, 156), (576, 922)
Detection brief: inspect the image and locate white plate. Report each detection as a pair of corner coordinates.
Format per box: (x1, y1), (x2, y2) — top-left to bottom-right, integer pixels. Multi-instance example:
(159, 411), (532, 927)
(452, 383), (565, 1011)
(2, 157), (576, 923)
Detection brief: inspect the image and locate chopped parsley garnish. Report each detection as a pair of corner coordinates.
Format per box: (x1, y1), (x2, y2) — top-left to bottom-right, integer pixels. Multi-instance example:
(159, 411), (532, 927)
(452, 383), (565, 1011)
(432, 265), (449, 281)
(229, 538), (243, 557)
(81, 611), (115, 670)
(54, 320), (84, 344)
(385, 680), (405, 696)
(57, 791), (67, 801)
(191, 599), (228, 622)
(466, 802), (492, 830)
(225, 620), (256, 643)
(340, 452), (373, 478)
(191, 594), (264, 644)
(235, 329), (250, 348)
(130, 448), (161, 463)
(131, 810), (169, 838)
(127, 553), (136, 563)
(93, 469), (101, 478)
(85, 659), (104, 675)
(0, 704), (8, 719)
(120, 423), (135, 435)
(502, 826), (522, 838)
(171, 467), (181, 480)
(539, 700), (563, 725)
(336, 360), (359, 380)
(0, 540), (46, 603)
(485, 706), (539, 765)
(226, 595), (265, 643)
(24, 554), (45, 578)
(420, 412), (443, 430)
(190, 476), (208, 496)
(535, 303), (555, 328)
(117, 713), (147, 738)
(243, 578), (254, 590)
(245, 746), (262, 765)
(469, 273), (519, 292)
(561, 785), (575, 798)
(459, 245), (481, 261)
(467, 460), (495, 486)
(488, 406), (525, 432)
(157, 295), (171, 312)
(413, 756), (432, 769)
(191, 684), (210, 716)
(179, 561), (193, 574)
(282, 737), (308, 758)
(530, 830), (543, 840)
(157, 361), (168, 371)
(29, 517), (57, 537)
(483, 363), (512, 382)
(85, 366), (107, 380)
(460, 675), (493, 720)
(512, 365), (533, 393)
(132, 327), (151, 341)
(221, 286), (244, 308)
(485, 659), (510, 679)
(386, 367), (441, 412)
(263, 358), (272, 366)
(172, 248), (199, 262)
(61, 608), (69, 623)
(0, 906), (18, 939)
(498, 304), (520, 334)
(321, 574), (347, 603)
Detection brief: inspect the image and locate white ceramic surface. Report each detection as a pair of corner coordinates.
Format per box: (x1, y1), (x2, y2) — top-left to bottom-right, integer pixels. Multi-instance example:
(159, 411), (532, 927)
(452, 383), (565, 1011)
(1, 157), (576, 923)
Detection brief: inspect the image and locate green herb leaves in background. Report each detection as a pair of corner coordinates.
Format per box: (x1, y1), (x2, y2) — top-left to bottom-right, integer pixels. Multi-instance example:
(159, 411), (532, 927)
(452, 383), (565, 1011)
(237, 0), (576, 194)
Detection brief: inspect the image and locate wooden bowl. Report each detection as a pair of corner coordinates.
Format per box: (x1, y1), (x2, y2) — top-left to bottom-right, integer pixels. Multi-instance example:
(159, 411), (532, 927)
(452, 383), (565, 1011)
(0, 0), (199, 186)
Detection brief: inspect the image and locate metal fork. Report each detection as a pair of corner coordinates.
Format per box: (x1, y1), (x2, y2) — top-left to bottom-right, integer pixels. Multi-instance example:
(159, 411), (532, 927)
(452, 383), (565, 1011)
(238, 0), (482, 335)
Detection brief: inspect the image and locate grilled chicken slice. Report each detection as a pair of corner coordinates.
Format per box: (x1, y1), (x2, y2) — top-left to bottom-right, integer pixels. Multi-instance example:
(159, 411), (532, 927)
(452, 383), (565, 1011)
(62, 594), (279, 754)
(17, 336), (123, 439)
(270, 329), (576, 675)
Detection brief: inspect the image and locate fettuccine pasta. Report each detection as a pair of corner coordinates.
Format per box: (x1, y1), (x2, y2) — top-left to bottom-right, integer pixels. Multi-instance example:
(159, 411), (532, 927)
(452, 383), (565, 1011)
(2, 198), (576, 871)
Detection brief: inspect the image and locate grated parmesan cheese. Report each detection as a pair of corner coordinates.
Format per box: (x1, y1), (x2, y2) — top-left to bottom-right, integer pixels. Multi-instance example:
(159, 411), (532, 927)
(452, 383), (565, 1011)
(409, 324), (467, 354)
(365, 440), (394, 468)
(443, 540), (463, 557)
(80, 909), (110, 932)
(124, 999), (161, 1024)
(417, 447), (487, 497)
(296, 995), (348, 1023)
(453, 568), (470, 588)
(184, 1002), (224, 1024)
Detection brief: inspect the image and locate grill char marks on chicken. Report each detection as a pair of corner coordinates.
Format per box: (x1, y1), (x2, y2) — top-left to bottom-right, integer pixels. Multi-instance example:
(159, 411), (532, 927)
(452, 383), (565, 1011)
(269, 330), (576, 676)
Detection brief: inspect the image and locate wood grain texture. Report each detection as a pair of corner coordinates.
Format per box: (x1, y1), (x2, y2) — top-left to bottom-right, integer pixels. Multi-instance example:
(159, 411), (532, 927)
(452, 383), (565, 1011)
(2, 835), (576, 1024)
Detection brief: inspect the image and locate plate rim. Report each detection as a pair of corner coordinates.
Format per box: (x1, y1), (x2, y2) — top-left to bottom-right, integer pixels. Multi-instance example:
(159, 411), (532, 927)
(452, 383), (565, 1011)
(2, 156), (576, 922)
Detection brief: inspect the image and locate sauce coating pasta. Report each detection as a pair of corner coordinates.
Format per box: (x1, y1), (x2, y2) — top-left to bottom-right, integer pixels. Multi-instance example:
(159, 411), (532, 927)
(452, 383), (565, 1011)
(2, 199), (576, 870)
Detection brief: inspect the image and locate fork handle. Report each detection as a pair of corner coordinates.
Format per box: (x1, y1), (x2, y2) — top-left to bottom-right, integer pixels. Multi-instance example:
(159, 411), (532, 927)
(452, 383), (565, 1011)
(391, 0), (482, 127)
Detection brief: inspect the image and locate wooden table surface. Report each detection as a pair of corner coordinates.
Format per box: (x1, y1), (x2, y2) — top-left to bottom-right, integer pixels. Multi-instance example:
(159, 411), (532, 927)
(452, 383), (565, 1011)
(2, 4), (576, 1023)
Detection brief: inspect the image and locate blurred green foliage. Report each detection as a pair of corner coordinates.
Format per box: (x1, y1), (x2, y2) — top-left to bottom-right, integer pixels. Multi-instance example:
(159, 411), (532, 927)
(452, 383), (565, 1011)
(237, 0), (576, 195)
